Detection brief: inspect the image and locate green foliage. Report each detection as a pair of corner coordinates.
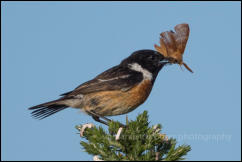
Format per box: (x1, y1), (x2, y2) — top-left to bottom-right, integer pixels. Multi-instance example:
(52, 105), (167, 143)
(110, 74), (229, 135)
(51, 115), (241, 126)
(76, 111), (191, 161)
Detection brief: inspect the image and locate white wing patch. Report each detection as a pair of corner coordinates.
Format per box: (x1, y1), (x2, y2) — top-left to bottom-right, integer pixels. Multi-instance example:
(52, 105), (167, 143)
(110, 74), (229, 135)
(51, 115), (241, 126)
(98, 75), (130, 82)
(128, 63), (153, 80)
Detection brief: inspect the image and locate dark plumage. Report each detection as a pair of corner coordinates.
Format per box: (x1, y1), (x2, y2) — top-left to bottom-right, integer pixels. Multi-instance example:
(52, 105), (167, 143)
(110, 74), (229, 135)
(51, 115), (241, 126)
(29, 50), (169, 124)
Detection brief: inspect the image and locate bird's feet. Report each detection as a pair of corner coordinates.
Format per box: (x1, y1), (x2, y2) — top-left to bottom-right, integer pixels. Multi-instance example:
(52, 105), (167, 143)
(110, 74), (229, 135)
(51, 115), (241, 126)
(86, 110), (127, 128)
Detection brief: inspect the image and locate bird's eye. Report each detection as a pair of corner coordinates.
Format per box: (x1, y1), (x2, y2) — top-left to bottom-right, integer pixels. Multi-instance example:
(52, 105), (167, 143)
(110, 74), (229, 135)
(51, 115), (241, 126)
(148, 55), (156, 61)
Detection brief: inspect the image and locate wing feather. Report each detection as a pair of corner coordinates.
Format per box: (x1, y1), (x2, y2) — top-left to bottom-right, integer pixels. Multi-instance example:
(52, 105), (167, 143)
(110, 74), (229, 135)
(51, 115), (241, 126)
(63, 65), (143, 97)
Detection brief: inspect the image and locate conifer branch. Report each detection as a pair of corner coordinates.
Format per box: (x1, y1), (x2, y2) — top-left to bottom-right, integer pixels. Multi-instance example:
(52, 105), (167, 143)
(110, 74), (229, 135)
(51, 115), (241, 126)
(76, 111), (191, 161)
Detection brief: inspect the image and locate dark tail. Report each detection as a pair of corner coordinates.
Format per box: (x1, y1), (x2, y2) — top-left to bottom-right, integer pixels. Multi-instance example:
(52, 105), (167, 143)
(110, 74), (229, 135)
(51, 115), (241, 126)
(29, 99), (68, 119)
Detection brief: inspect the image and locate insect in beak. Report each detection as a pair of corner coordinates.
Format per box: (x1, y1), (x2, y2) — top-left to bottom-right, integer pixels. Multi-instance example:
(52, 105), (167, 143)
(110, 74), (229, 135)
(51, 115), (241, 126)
(154, 23), (193, 73)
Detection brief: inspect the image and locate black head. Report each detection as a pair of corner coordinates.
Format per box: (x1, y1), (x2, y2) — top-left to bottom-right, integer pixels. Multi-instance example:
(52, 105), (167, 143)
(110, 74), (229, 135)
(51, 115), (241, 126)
(121, 50), (168, 74)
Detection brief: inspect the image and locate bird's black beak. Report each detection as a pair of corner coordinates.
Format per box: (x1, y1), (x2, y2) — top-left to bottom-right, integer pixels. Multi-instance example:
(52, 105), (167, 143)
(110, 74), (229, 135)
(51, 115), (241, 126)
(159, 60), (170, 66)
(159, 54), (170, 66)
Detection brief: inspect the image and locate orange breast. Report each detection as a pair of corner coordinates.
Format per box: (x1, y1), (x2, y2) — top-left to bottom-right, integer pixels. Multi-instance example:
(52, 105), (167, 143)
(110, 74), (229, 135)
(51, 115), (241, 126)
(81, 80), (153, 116)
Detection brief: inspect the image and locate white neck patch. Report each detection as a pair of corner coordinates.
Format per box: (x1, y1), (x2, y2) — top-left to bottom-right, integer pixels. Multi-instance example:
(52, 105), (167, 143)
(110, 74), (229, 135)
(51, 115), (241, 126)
(128, 63), (153, 80)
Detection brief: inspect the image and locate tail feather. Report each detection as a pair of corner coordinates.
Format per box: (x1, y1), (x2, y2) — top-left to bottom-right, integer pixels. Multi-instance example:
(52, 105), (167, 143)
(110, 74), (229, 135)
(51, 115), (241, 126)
(29, 99), (68, 119)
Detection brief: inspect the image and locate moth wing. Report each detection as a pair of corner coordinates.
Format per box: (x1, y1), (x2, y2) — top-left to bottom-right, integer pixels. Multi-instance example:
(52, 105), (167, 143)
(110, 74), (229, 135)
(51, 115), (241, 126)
(174, 23), (190, 55)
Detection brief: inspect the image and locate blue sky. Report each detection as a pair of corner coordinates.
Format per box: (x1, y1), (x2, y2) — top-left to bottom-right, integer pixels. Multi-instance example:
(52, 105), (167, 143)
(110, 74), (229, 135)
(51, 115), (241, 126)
(1, 1), (241, 161)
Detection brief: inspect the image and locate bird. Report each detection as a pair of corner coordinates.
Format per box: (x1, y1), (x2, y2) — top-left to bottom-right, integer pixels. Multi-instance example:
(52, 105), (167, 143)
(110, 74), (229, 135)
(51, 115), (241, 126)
(28, 49), (169, 125)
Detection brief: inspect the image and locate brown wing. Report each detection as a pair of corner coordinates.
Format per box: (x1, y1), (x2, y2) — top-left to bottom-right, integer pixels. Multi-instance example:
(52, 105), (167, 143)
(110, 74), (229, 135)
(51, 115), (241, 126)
(61, 65), (143, 97)
(154, 23), (193, 73)
(155, 23), (189, 64)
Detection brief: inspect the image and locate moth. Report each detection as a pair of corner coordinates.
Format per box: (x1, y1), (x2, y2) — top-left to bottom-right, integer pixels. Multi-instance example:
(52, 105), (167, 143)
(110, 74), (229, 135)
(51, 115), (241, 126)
(154, 23), (193, 73)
